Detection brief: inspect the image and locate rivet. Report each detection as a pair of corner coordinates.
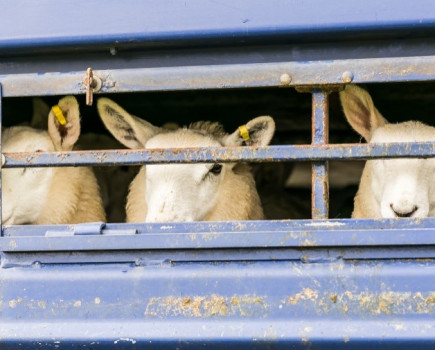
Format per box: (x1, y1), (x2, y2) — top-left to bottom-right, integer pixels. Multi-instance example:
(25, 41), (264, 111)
(110, 47), (117, 56)
(341, 71), (354, 83)
(1, 154), (5, 167)
(280, 73), (292, 86)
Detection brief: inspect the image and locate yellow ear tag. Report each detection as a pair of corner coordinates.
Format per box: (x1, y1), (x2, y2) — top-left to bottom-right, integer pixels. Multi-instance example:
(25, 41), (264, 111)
(238, 125), (250, 142)
(51, 105), (67, 125)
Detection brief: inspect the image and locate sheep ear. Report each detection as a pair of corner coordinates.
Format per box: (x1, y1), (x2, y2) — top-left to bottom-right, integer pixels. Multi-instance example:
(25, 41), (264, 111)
(97, 98), (161, 149)
(48, 96), (81, 151)
(224, 116), (275, 147)
(339, 85), (388, 141)
(31, 98), (50, 129)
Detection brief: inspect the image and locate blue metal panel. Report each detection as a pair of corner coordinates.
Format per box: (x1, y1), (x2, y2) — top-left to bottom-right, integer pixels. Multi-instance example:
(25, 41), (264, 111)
(1, 0), (435, 54)
(1, 254), (435, 348)
(0, 3), (434, 347)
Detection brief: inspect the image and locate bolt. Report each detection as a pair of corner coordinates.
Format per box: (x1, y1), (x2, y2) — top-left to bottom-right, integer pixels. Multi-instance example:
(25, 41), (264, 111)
(110, 47), (117, 56)
(280, 73), (292, 86)
(341, 71), (354, 83)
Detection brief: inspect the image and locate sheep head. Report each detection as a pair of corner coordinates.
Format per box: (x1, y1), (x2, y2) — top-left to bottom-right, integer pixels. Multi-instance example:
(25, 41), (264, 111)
(98, 98), (274, 222)
(340, 85), (435, 218)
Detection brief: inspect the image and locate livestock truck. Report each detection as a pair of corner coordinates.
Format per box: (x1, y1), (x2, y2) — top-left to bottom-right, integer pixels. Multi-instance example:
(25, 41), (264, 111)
(1, 1), (435, 348)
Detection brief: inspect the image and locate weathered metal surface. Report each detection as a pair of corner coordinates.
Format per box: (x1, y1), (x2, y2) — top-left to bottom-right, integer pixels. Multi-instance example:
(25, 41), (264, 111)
(311, 90), (329, 219)
(3, 142), (435, 168)
(2, 55), (435, 96)
(1, 255), (435, 348)
(3, 218), (435, 252)
(1, 4), (435, 347)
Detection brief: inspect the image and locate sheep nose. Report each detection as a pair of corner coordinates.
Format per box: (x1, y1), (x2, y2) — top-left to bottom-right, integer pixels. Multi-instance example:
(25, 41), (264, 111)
(390, 204), (418, 218)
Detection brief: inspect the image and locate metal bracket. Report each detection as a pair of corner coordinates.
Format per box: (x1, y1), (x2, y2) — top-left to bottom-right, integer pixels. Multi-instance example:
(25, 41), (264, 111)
(83, 67), (102, 106)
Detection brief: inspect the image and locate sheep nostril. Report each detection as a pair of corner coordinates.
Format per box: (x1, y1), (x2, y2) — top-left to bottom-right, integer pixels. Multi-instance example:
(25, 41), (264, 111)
(390, 204), (418, 218)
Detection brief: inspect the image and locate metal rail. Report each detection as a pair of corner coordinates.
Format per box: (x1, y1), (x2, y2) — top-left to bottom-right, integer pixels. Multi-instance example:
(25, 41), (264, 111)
(1, 55), (435, 97)
(3, 142), (435, 168)
(3, 218), (435, 252)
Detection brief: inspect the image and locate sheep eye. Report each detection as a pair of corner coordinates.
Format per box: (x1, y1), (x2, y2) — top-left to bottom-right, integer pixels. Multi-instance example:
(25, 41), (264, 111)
(210, 164), (223, 175)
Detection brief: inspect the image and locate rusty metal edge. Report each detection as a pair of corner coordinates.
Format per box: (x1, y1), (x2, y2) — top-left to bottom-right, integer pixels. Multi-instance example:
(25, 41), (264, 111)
(1, 56), (435, 96)
(3, 142), (435, 168)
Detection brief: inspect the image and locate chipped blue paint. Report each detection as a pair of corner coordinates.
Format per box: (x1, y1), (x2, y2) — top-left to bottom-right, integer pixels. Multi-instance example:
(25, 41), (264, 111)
(1, 3), (435, 346)
(2, 218), (435, 251)
(311, 90), (329, 219)
(3, 142), (435, 168)
(1, 251), (435, 349)
(2, 55), (435, 97)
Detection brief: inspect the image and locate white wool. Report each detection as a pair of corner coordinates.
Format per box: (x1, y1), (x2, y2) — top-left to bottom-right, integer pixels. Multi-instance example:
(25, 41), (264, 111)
(340, 85), (435, 219)
(2, 96), (106, 225)
(97, 98), (275, 222)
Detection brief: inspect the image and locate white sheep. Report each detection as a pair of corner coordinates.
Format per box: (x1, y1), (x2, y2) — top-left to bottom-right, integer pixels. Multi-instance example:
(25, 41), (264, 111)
(340, 84), (435, 218)
(29, 98), (136, 223)
(2, 96), (106, 225)
(97, 98), (275, 222)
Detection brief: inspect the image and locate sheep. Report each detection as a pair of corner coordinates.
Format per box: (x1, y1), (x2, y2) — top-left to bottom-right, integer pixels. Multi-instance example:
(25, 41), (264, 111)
(97, 98), (275, 222)
(340, 84), (435, 219)
(30, 98), (136, 223)
(2, 96), (106, 225)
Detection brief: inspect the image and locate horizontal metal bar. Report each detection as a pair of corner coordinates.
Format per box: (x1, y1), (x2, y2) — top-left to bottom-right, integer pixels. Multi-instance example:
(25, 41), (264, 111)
(7, 217), (435, 235)
(3, 247), (435, 267)
(2, 320), (435, 349)
(2, 55), (435, 96)
(3, 142), (435, 168)
(5, 228), (435, 252)
(3, 218), (435, 252)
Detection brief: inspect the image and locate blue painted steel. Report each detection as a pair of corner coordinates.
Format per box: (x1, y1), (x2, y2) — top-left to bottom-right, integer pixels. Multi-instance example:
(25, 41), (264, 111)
(1, 3), (435, 347)
(1, 255), (435, 348)
(3, 218), (435, 252)
(3, 142), (435, 168)
(3, 56), (435, 96)
(311, 90), (329, 219)
(0, 0), (435, 55)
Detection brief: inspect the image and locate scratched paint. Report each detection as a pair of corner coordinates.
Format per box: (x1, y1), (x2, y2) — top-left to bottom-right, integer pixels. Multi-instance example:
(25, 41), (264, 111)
(311, 89), (330, 219)
(283, 289), (435, 316)
(144, 294), (268, 318)
(4, 142), (435, 168)
(2, 56), (435, 97)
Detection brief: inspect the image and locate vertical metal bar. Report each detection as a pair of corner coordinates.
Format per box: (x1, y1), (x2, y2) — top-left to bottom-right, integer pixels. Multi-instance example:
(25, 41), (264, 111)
(0, 84), (3, 232)
(311, 89), (329, 219)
